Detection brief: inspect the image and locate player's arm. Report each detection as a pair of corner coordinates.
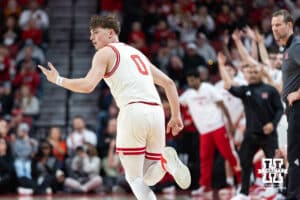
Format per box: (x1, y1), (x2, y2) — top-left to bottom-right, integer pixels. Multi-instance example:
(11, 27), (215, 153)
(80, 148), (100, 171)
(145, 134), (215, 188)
(216, 100), (235, 135)
(150, 64), (180, 117)
(232, 29), (258, 67)
(38, 47), (112, 93)
(150, 64), (183, 135)
(256, 31), (271, 67)
(217, 52), (233, 89)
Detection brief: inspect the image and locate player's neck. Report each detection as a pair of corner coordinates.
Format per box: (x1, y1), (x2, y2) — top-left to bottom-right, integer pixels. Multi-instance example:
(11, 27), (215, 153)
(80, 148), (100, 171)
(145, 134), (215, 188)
(192, 82), (201, 90)
(108, 36), (119, 43)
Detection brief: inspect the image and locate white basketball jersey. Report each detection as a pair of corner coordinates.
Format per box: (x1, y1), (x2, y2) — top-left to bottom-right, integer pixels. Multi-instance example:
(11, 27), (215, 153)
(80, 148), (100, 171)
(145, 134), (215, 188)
(179, 82), (225, 134)
(103, 43), (161, 108)
(215, 80), (244, 124)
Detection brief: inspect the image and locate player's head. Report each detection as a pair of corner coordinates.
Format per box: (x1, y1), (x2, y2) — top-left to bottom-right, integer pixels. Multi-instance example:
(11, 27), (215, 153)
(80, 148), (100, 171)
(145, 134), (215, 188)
(225, 62), (237, 78)
(242, 64), (262, 84)
(272, 9), (294, 46)
(89, 15), (121, 49)
(186, 70), (201, 89)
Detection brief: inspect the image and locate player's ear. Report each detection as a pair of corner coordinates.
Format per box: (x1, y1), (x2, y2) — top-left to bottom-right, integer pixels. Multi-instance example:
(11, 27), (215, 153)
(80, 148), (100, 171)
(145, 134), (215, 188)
(287, 21), (293, 29)
(108, 29), (114, 38)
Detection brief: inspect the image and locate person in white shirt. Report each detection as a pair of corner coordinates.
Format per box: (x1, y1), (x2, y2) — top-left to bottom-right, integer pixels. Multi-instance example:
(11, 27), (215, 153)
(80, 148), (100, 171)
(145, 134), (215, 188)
(18, 0), (49, 30)
(180, 70), (241, 197)
(66, 116), (97, 155)
(215, 63), (247, 145)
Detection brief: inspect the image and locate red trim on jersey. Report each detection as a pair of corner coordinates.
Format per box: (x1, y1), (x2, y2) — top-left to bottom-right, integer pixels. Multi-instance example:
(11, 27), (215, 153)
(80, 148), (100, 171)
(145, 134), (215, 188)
(104, 44), (120, 78)
(128, 101), (160, 106)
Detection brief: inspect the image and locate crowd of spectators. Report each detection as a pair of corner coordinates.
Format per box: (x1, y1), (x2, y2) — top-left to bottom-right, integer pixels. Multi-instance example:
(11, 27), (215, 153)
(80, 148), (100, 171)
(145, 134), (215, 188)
(0, 0), (298, 199)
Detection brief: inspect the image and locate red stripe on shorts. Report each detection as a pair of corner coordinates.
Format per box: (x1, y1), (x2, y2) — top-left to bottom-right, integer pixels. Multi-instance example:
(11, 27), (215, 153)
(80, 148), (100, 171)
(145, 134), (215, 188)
(145, 155), (161, 160)
(116, 147), (146, 151)
(146, 152), (161, 156)
(119, 151), (146, 155)
(128, 101), (160, 106)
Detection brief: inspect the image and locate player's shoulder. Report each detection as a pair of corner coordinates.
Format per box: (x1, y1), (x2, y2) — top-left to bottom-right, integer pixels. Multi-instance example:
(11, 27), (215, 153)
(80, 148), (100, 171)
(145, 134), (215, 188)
(94, 45), (116, 59)
(202, 82), (215, 89)
(214, 80), (223, 89)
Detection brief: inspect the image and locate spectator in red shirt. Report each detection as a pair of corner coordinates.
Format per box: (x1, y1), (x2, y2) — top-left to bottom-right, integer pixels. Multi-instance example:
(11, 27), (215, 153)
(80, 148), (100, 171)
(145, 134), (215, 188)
(21, 18), (43, 46)
(13, 59), (41, 95)
(128, 21), (150, 56)
(100, 0), (122, 13)
(1, 15), (21, 57)
(128, 21), (145, 44)
(216, 4), (231, 27)
(18, 0), (46, 7)
(0, 45), (13, 83)
(154, 20), (172, 43)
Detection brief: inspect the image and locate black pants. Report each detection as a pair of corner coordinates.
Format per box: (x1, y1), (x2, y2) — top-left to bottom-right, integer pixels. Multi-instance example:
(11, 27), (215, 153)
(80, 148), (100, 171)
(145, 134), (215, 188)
(239, 132), (278, 195)
(176, 132), (200, 189)
(286, 101), (300, 200)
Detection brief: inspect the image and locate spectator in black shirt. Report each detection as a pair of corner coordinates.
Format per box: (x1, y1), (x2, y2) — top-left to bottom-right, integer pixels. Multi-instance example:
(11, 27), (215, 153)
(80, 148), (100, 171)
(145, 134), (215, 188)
(218, 52), (283, 199)
(183, 43), (206, 74)
(0, 137), (16, 194)
(272, 9), (300, 199)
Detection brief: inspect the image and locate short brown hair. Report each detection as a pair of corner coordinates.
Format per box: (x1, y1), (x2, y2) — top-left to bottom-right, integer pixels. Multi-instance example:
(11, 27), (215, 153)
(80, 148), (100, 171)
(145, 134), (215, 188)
(89, 15), (121, 35)
(272, 9), (294, 24)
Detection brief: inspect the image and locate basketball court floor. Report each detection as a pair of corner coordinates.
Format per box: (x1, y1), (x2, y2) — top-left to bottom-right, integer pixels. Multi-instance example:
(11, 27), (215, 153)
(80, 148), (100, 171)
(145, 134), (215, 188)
(0, 194), (210, 200)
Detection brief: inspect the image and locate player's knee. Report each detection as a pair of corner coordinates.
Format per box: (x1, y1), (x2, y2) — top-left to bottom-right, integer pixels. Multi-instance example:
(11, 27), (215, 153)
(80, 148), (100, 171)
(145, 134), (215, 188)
(143, 176), (157, 186)
(125, 174), (140, 186)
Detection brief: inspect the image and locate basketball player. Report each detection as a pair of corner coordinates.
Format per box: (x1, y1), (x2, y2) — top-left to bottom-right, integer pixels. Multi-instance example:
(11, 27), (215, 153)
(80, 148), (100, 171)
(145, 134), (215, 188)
(38, 15), (191, 200)
(180, 70), (241, 197)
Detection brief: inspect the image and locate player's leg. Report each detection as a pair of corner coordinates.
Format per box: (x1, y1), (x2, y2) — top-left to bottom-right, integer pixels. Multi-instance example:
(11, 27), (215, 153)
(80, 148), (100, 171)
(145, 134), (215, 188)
(143, 155), (166, 186)
(143, 105), (166, 186)
(116, 104), (157, 200)
(213, 126), (241, 183)
(119, 154), (156, 200)
(237, 134), (259, 196)
(143, 106), (191, 189)
(192, 131), (216, 195)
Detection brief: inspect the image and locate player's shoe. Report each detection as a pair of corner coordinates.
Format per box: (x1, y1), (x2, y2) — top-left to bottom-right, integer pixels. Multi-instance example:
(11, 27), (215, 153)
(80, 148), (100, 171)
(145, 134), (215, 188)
(191, 186), (212, 198)
(161, 146), (191, 189)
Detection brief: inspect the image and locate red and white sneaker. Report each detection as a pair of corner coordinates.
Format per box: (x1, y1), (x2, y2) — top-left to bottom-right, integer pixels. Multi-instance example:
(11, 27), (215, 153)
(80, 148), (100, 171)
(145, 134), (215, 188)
(161, 147), (191, 189)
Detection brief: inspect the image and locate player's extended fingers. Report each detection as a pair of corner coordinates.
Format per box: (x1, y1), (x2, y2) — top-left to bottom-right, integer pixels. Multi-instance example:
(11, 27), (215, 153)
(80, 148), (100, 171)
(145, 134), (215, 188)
(48, 62), (56, 71)
(166, 124), (171, 134)
(177, 124), (184, 130)
(172, 127), (180, 136)
(37, 65), (48, 75)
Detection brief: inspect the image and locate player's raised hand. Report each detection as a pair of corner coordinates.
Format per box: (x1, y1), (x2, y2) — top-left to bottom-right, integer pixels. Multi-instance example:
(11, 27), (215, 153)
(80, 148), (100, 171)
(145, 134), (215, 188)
(38, 62), (59, 84)
(167, 115), (184, 136)
(217, 52), (227, 66)
(232, 29), (241, 41)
